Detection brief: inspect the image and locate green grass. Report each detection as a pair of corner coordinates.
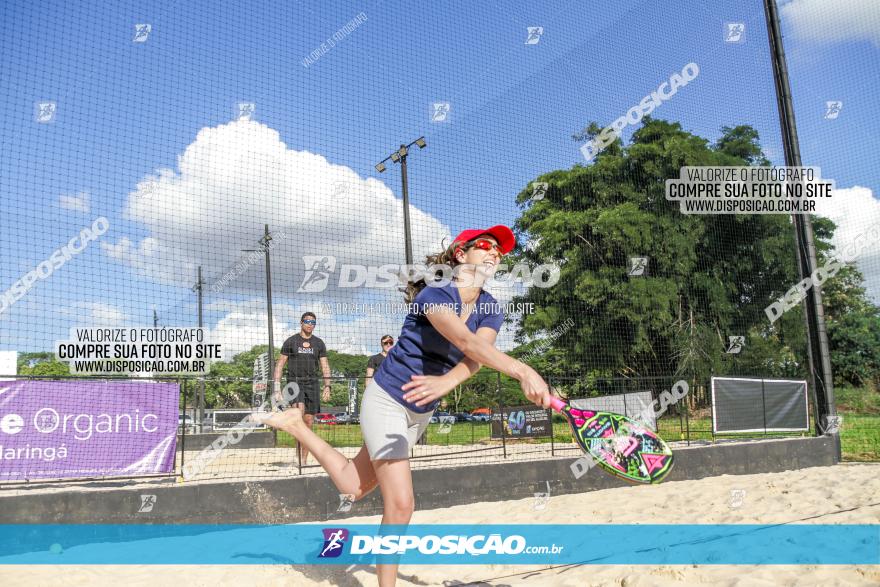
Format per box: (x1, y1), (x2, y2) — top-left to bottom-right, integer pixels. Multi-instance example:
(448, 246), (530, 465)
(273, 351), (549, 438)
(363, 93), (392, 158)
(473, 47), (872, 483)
(278, 422), (500, 447)
(276, 425), (365, 448)
(661, 412), (880, 461)
(835, 386), (880, 414)
(830, 386), (880, 461)
(836, 414), (880, 461)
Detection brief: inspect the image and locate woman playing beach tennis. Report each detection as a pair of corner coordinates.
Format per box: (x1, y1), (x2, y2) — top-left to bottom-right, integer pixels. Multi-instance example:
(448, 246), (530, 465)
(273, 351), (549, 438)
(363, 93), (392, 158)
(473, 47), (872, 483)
(255, 224), (552, 587)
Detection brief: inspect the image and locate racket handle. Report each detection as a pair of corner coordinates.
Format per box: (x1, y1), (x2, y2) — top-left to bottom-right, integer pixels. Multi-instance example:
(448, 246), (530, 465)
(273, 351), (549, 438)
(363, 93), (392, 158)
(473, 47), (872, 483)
(548, 395), (567, 413)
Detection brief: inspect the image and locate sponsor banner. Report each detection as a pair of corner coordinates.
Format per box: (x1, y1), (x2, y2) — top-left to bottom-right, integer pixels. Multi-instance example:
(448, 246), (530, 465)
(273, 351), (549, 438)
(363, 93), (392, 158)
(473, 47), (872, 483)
(347, 379), (358, 415)
(252, 352), (270, 406)
(491, 405), (551, 438)
(0, 380), (178, 479)
(212, 410), (265, 430)
(0, 524), (876, 565)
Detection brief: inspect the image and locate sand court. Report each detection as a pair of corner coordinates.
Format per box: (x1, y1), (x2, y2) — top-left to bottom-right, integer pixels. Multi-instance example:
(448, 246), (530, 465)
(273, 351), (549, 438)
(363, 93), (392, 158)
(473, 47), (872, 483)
(2, 463), (878, 586)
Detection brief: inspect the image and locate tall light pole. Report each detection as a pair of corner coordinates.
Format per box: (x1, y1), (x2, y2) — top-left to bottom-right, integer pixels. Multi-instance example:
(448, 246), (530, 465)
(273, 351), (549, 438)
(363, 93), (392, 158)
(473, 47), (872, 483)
(376, 137), (426, 265)
(243, 224), (276, 397)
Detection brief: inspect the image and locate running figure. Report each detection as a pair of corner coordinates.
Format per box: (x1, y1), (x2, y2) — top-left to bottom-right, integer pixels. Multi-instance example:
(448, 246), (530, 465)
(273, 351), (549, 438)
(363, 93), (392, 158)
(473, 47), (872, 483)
(254, 225), (552, 587)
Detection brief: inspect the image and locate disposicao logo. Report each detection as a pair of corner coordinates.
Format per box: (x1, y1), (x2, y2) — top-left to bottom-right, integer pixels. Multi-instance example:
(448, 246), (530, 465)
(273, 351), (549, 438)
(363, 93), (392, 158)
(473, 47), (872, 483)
(319, 528), (349, 558)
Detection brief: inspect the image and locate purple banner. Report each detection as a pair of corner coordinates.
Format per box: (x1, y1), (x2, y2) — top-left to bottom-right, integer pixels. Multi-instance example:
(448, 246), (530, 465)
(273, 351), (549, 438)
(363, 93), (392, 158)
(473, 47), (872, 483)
(0, 380), (178, 480)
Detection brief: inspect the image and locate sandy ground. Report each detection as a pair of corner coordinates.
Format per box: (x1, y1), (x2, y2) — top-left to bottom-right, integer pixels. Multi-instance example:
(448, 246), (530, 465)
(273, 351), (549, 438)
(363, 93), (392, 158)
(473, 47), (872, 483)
(1, 463), (878, 586)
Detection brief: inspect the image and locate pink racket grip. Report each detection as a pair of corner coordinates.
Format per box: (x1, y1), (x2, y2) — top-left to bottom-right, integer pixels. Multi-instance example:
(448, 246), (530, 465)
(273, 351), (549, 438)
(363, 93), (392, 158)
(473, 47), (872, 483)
(548, 396), (567, 413)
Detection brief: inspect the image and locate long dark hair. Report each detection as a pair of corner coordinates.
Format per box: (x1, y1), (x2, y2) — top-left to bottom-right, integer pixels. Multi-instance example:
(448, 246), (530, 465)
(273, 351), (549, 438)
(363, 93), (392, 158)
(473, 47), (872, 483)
(401, 238), (463, 304)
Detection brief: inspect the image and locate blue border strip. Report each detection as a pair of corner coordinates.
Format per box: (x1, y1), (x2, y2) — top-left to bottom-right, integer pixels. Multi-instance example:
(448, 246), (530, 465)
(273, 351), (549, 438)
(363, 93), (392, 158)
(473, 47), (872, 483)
(0, 524), (877, 565)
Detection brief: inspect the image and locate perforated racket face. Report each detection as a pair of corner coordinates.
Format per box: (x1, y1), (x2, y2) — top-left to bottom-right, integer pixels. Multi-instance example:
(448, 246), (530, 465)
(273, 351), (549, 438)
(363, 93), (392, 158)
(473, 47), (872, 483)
(565, 406), (674, 484)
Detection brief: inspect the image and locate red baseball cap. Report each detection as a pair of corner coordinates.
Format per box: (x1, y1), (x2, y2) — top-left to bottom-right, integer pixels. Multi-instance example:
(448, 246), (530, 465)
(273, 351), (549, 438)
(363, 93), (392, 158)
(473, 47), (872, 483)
(452, 225), (516, 255)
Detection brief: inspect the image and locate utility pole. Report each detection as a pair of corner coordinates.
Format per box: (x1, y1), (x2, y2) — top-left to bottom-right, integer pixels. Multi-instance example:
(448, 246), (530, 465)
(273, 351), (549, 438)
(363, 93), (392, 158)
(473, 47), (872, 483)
(193, 266), (206, 429)
(244, 225), (276, 397)
(262, 225), (275, 392)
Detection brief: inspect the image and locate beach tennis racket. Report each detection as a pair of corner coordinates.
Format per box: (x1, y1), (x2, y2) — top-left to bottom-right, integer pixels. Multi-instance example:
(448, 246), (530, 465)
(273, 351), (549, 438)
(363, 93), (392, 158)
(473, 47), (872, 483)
(548, 396), (674, 484)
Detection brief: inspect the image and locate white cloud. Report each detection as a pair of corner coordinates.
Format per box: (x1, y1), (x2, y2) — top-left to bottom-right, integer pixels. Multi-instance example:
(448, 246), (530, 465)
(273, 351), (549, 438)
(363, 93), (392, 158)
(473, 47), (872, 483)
(61, 301), (129, 328)
(206, 306), (294, 361)
(101, 119), (530, 360)
(59, 191), (90, 213)
(781, 0), (880, 47)
(104, 119), (452, 300)
(813, 185), (880, 303)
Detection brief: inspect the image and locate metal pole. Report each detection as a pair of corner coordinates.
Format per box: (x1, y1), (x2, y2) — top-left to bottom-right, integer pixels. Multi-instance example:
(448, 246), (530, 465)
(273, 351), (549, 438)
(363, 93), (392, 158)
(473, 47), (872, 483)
(263, 225), (275, 392)
(679, 384), (685, 441)
(685, 400), (691, 446)
(195, 266), (205, 429)
(761, 379), (768, 437)
(763, 0), (836, 449)
(399, 146), (414, 265)
(548, 376), (554, 456)
(261, 225), (278, 449)
(180, 378), (188, 473)
(498, 372), (506, 459)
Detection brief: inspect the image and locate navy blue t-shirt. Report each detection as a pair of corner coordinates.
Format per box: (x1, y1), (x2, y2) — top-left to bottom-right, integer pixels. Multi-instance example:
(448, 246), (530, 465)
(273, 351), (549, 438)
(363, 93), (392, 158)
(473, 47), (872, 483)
(373, 283), (505, 413)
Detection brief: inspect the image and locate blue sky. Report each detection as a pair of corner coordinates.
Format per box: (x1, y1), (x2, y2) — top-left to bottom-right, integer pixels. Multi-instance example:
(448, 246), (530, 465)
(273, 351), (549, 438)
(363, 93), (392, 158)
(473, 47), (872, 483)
(1, 0), (878, 357)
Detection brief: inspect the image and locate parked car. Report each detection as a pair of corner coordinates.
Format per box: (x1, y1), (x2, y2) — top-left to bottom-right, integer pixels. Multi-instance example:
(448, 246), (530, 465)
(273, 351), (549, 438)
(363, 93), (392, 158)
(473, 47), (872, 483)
(432, 411), (455, 424)
(314, 413), (338, 425)
(333, 412), (351, 424)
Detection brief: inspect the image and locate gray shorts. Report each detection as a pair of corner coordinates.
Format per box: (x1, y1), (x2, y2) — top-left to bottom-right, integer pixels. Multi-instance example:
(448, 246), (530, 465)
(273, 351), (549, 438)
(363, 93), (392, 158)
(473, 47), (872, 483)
(360, 379), (434, 460)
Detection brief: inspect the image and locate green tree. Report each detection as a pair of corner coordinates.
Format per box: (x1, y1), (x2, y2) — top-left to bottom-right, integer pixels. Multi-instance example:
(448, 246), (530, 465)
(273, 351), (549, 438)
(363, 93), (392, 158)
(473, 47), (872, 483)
(812, 216), (880, 389)
(327, 349), (371, 378)
(511, 118), (805, 381)
(17, 352), (71, 376)
(514, 116), (880, 401)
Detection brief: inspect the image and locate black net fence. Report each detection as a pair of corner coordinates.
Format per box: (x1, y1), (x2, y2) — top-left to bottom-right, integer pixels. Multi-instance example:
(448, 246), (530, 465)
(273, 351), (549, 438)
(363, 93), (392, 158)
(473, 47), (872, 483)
(1, 0), (878, 487)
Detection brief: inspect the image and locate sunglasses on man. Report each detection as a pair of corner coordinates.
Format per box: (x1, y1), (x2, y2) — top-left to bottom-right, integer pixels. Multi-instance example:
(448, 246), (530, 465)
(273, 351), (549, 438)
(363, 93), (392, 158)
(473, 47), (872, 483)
(302, 319), (317, 325)
(382, 339), (394, 346)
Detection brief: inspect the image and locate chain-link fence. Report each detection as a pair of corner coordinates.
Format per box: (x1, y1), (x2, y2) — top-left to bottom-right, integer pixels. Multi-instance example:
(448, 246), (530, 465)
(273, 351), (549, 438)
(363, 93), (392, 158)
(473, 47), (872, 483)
(5, 372), (861, 488)
(1, 0), (878, 486)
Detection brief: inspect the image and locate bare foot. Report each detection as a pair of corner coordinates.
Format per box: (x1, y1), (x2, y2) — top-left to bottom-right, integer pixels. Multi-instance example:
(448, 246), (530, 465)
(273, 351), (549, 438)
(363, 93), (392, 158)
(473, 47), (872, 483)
(250, 407), (305, 434)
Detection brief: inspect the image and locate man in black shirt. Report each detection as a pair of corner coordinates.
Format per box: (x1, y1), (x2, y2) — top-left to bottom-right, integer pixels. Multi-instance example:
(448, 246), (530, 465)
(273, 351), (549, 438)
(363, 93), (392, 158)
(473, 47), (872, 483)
(365, 335), (394, 387)
(273, 311), (330, 465)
